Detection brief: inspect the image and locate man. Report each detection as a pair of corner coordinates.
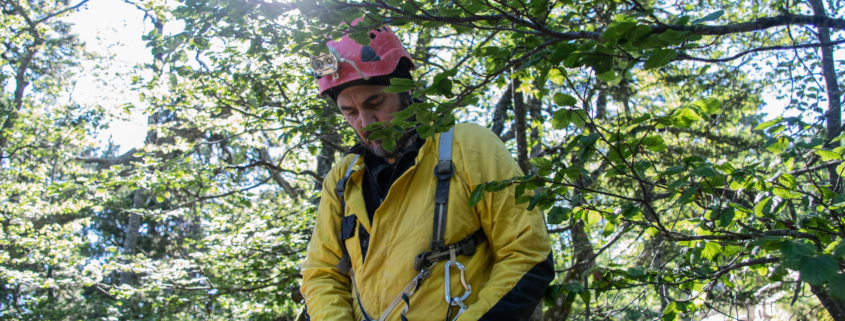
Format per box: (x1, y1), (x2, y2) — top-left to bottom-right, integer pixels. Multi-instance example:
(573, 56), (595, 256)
(300, 18), (554, 321)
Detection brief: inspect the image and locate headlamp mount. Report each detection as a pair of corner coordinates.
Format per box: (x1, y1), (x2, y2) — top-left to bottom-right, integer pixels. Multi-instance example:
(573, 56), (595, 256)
(310, 47), (369, 81)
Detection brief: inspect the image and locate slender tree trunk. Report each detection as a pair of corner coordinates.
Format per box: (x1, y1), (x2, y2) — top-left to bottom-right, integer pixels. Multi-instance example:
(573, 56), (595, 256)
(809, 0), (843, 191)
(491, 82), (513, 137)
(0, 44), (39, 159)
(595, 86), (607, 120)
(120, 188), (146, 285)
(808, 1), (845, 319)
(512, 77), (530, 174)
(544, 219), (594, 321)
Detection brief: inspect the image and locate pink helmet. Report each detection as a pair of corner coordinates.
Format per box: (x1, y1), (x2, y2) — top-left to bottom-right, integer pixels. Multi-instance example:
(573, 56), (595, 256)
(315, 18), (415, 97)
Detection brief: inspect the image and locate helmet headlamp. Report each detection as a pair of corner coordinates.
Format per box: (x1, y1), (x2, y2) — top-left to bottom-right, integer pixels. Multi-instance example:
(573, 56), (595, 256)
(310, 47), (341, 79)
(310, 47), (369, 81)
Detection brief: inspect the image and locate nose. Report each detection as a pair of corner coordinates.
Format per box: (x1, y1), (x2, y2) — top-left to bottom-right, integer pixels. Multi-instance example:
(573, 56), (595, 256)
(356, 110), (379, 130)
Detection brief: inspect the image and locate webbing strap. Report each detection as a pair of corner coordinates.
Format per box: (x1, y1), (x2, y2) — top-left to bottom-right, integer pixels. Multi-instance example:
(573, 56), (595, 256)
(351, 267), (432, 321)
(335, 155), (359, 275)
(437, 128), (454, 175)
(431, 127), (454, 250)
(414, 228), (486, 271)
(336, 155), (360, 201)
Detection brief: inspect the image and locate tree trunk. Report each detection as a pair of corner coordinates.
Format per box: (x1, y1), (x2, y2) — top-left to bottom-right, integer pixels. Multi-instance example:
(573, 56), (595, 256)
(544, 219), (594, 321)
(491, 82), (513, 137)
(808, 0), (845, 319)
(512, 77), (530, 174)
(809, 0), (843, 192)
(120, 188), (146, 285)
(595, 86), (607, 120)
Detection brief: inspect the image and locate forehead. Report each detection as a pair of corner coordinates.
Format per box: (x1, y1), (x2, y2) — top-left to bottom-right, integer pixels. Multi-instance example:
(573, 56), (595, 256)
(337, 85), (389, 105)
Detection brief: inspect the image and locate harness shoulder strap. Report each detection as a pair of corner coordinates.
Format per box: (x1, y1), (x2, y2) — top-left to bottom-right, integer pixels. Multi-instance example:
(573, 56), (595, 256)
(334, 155), (359, 276)
(431, 127), (454, 249)
(335, 155), (360, 202)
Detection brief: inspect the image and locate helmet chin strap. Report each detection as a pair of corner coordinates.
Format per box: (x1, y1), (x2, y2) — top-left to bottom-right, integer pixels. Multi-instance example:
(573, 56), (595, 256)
(329, 47), (370, 81)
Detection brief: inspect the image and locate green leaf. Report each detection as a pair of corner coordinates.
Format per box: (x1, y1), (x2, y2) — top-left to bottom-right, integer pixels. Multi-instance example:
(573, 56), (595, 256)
(658, 29), (690, 45)
(673, 108), (701, 128)
(627, 25), (652, 41)
(570, 109), (589, 128)
(777, 172), (797, 189)
(381, 135), (396, 151)
(663, 165), (686, 176)
(469, 184), (485, 207)
(754, 197), (773, 218)
(554, 93), (577, 106)
(717, 207), (735, 228)
(640, 135), (664, 147)
(530, 157), (553, 169)
(829, 274), (845, 300)
(552, 109), (571, 129)
(602, 221), (616, 237)
(644, 49), (677, 70)
(432, 69), (458, 85)
(691, 98), (721, 114)
(702, 242), (721, 261)
(543, 284), (564, 306)
(383, 85), (415, 93)
(565, 282), (584, 293)
(750, 236), (784, 250)
(631, 113), (652, 125)
(797, 255), (838, 285)
(833, 241), (845, 258)
(662, 301), (678, 321)
(690, 166), (716, 177)
(678, 187), (697, 204)
(767, 137), (789, 153)
(549, 43), (577, 64)
(596, 70), (616, 81)
(755, 116), (783, 130)
(602, 22), (637, 40)
(579, 289), (591, 306)
(585, 209), (602, 226)
(548, 206), (570, 224)
(691, 10), (724, 24)
(795, 136), (825, 149)
(817, 150), (843, 161)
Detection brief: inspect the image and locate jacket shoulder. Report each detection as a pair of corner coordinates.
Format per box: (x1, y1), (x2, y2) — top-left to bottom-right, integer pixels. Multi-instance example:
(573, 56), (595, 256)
(451, 123), (505, 146)
(321, 153), (360, 191)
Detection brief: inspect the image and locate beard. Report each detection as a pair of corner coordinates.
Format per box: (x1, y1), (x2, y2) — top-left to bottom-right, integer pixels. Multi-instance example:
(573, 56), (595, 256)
(359, 129), (416, 158)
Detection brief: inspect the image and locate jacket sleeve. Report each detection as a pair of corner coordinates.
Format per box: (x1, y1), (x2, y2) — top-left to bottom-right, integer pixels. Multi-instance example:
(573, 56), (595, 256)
(300, 158), (355, 321)
(458, 125), (555, 321)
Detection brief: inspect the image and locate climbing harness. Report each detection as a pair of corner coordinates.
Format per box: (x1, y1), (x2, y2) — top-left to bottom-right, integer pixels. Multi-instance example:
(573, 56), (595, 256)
(334, 127), (485, 320)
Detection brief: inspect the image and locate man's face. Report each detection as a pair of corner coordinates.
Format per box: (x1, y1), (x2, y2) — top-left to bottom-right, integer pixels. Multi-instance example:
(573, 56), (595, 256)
(336, 85), (404, 158)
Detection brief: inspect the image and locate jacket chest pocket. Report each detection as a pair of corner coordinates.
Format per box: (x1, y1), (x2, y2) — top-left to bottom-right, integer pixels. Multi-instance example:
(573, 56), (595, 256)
(341, 215), (371, 267)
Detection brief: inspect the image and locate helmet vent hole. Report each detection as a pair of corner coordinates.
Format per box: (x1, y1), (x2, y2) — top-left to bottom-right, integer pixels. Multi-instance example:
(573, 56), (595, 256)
(369, 33), (377, 39)
(361, 46), (382, 62)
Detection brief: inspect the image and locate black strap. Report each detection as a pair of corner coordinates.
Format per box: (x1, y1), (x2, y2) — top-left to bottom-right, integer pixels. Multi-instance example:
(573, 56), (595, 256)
(415, 229), (486, 271)
(335, 156), (359, 275)
(431, 127), (454, 249)
(414, 127), (490, 271)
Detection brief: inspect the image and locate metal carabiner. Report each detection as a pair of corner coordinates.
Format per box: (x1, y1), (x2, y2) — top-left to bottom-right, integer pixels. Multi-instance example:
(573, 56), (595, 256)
(444, 259), (472, 305)
(448, 297), (468, 321)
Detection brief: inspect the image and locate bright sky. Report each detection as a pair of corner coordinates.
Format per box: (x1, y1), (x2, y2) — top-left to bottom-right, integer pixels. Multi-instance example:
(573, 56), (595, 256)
(60, 1), (813, 156)
(62, 0), (163, 154)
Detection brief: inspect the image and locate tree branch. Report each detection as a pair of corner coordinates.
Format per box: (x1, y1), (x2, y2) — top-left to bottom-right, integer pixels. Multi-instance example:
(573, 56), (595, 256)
(75, 148), (141, 169)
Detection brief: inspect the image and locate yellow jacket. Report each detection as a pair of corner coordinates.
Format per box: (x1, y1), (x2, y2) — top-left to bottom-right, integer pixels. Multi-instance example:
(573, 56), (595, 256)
(301, 123), (553, 321)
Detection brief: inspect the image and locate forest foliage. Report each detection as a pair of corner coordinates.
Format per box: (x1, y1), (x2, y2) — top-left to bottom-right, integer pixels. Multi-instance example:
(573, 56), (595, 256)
(2, 0), (845, 320)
